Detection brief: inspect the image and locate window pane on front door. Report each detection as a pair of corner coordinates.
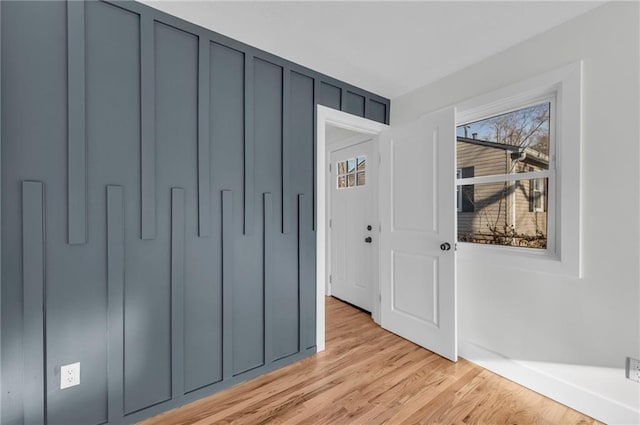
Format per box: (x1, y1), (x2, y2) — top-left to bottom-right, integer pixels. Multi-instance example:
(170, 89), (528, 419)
(337, 156), (367, 189)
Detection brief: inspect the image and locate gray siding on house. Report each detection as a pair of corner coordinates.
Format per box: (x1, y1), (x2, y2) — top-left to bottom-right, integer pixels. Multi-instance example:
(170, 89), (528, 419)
(457, 140), (548, 243)
(0, 2), (389, 425)
(512, 162), (548, 240)
(457, 142), (509, 236)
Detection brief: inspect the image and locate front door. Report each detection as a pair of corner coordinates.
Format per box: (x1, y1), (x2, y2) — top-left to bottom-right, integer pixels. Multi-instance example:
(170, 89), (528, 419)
(329, 139), (375, 312)
(379, 108), (458, 361)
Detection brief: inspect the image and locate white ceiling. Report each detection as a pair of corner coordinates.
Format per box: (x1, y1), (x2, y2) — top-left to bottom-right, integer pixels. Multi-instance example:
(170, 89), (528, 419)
(325, 124), (363, 144)
(139, 1), (604, 99)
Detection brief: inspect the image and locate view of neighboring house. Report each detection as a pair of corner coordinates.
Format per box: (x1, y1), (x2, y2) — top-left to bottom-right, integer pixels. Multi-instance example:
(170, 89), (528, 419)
(456, 135), (549, 248)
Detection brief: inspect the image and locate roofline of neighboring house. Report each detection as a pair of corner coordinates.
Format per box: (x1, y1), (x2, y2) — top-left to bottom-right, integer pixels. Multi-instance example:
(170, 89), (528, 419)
(457, 136), (549, 164)
(457, 136), (521, 151)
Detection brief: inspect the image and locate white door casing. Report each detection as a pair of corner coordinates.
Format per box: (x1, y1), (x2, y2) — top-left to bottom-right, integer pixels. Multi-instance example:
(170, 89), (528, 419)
(316, 106), (388, 351)
(379, 107), (458, 361)
(329, 139), (375, 311)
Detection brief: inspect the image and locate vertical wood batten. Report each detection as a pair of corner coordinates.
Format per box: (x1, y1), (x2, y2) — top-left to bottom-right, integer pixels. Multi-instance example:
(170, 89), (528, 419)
(263, 193), (273, 364)
(363, 96), (369, 119)
(67, 0), (87, 244)
(313, 78), (320, 231)
(282, 67), (291, 234)
(197, 36), (211, 237)
(297, 194), (305, 352)
(140, 14), (156, 239)
(170, 188), (185, 397)
(107, 185), (125, 422)
(385, 100), (391, 125)
(22, 181), (45, 425)
(0, 2), (3, 414)
(244, 54), (255, 235)
(221, 190), (234, 380)
(302, 193), (315, 350)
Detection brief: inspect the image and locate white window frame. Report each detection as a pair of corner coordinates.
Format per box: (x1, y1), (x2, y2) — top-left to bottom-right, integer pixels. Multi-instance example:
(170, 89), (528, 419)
(455, 62), (583, 278)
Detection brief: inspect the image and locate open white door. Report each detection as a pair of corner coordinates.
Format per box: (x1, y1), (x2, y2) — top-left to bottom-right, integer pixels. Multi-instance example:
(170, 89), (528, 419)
(379, 107), (457, 361)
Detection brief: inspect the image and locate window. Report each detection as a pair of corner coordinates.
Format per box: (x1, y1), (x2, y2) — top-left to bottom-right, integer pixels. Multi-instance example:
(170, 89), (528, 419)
(456, 101), (553, 250)
(337, 156), (366, 189)
(454, 62), (582, 277)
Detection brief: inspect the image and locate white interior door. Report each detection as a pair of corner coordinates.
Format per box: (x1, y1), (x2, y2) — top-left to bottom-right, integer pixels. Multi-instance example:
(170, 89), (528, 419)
(379, 108), (457, 361)
(329, 139), (375, 311)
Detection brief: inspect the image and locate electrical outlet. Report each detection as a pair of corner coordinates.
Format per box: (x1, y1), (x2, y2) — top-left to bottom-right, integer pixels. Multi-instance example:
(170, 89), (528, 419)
(626, 357), (640, 383)
(60, 362), (80, 389)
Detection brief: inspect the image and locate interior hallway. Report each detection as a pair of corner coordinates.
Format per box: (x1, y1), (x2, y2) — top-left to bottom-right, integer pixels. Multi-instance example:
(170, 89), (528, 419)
(139, 297), (602, 425)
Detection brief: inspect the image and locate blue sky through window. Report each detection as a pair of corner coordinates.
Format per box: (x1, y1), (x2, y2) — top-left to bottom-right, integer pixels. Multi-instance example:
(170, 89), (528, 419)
(456, 103), (550, 155)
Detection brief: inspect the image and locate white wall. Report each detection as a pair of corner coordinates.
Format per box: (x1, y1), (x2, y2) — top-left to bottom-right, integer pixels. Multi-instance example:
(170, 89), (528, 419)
(392, 2), (639, 424)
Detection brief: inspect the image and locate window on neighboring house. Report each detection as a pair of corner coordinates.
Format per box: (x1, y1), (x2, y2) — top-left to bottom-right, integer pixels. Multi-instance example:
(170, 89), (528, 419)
(530, 177), (546, 212)
(456, 169), (462, 211)
(337, 156), (366, 189)
(456, 100), (554, 250)
(457, 167), (475, 212)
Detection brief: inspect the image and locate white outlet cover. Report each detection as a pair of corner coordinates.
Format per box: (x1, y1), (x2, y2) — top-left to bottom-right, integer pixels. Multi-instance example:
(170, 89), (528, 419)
(627, 357), (640, 383)
(60, 362), (80, 389)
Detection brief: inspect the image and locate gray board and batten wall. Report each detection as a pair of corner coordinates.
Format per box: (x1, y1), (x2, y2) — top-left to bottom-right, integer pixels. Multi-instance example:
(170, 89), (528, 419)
(0, 1), (390, 424)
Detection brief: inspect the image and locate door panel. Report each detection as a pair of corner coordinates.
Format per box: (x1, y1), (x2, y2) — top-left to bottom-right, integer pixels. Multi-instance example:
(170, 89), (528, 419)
(330, 139), (375, 311)
(392, 135), (435, 233)
(380, 108), (457, 361)
(392, 251), (438, 326)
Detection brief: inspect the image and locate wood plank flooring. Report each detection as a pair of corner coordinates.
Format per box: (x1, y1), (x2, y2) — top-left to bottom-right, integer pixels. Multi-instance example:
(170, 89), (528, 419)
(140, 296), (602, 425)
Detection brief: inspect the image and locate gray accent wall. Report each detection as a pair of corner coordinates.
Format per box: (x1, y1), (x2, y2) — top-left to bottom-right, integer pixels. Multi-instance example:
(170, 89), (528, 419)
(0, 1), (390, 425)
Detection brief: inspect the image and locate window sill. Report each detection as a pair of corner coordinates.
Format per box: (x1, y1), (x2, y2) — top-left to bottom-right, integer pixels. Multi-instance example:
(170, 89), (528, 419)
(456, 242), (581, 278)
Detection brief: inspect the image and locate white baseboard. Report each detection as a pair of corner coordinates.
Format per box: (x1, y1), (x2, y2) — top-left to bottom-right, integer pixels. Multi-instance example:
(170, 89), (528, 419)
(459, 340), (640, 425)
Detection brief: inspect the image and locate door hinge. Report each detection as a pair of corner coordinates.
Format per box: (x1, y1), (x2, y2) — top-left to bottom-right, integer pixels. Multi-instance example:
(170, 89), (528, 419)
(329, 219), (332, 228)
(379, 293), (381, 303)
(329, 163), (332, 172)
(379, 154), (381, 164)
(329, 274), (332, 284)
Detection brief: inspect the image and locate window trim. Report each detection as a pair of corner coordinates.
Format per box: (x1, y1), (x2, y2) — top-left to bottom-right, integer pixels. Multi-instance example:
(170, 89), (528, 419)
(455, 62), (583, 278)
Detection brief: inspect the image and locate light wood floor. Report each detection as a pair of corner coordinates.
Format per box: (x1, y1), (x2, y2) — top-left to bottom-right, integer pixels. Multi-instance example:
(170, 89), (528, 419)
(140, 296), (602, 425)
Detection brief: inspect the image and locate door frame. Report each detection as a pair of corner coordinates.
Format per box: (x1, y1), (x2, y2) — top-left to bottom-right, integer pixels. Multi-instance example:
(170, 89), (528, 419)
(316, 105), (388, 351)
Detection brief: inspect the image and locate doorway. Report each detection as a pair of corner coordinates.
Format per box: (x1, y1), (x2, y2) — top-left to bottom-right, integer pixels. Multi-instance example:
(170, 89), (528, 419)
(315, 106), (388, 351)
(316, 106), (458, 362)
(327, 130), (376, 312)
